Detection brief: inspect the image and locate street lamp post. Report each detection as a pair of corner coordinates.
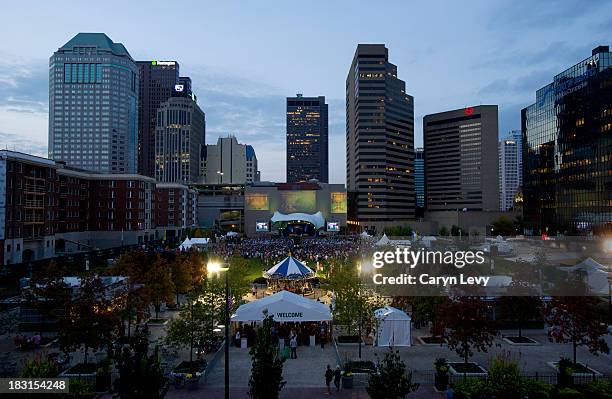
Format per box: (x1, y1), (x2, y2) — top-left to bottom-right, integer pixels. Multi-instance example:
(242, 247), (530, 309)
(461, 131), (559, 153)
(208, 262), (230, 399)
(217, 170), (224, 185)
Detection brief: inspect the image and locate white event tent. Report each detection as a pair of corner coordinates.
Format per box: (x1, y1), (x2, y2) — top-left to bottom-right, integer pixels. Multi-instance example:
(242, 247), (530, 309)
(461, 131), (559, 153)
(561, 257), (610, 295)
(374, 306), (411, 347)
(179, 237), (210, 251)
(231, 290), (332, 322)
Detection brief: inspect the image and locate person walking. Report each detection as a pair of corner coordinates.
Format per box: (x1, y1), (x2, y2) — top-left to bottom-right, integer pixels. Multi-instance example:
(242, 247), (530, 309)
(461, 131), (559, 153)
(290, 335), (297, 359)
(325, 365), (333, 395)
(333, 365), (342, 392)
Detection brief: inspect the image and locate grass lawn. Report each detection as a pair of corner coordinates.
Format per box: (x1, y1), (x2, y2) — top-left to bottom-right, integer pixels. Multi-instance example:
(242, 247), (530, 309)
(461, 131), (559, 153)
(243, 258), (267, 283)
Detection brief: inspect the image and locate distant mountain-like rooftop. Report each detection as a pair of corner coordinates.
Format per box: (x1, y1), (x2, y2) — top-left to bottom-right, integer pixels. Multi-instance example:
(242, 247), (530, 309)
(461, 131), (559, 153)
(59, 33), (132, 58)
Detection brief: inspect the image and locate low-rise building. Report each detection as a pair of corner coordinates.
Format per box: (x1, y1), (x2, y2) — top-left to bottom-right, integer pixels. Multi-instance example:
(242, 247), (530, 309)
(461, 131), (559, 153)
(0, 150), (197, 266)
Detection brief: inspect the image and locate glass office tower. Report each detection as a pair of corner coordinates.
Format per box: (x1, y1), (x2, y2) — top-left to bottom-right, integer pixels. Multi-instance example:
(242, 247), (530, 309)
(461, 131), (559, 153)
(49, 33), (138, 173)
(346, 44), (415, 228)
(522, 45), (612, 234)
(286, 94), (329, 183)
(415, 147), (425, 216)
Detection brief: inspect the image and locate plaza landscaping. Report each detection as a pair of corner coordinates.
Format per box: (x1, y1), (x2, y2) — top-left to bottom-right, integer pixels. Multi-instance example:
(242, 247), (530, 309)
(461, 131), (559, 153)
(0, 233), (610, 398)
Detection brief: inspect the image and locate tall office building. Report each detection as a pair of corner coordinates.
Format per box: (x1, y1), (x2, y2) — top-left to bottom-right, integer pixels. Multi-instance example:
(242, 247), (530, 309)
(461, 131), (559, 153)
(498, 138), (520, 211)
(346, 44), (415, 228)
(414, 148), (425, 216)
(201, 136), (260, 184)
(522, 45), (612, 234)
(498, 130), (522, 211)
(137, 60), (180, 177)
(49, 33), (138, 174)
(286, 94), (328, 182)
(423, 105), (499, 212)
(154, 85), (205, 184)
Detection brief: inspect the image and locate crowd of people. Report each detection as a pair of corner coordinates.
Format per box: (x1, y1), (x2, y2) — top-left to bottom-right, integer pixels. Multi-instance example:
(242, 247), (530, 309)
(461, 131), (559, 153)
(213, 236), (370, 266)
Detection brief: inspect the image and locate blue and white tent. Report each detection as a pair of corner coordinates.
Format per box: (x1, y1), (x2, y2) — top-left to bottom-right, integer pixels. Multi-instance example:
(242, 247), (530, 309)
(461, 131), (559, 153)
(263, 256), (315, 280)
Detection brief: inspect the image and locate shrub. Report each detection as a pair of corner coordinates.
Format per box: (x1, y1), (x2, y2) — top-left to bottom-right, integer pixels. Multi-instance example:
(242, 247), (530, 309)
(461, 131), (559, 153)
(582, 379), (612, 399)
(452, 378), (487, 399)
(522, 379), (552, 399)
(252, 277), (267, 285)
(555, 388), (585, 399)
(21, 357), (59, 378)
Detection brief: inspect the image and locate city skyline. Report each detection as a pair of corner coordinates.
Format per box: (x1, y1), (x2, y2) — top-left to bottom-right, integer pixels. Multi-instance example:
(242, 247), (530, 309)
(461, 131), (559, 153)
(2, 1), (612, 183)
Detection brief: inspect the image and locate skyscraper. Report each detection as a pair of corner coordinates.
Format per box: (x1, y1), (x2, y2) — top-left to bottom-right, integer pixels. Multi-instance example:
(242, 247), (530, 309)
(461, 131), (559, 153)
(137, 60), (180, 177)
(286, 94), (328, 183)
(49, 33), (138, 174)
(522, 45), (612, 234)
(154, 85), (205, 184)
(423, 106), (499, 212)
(201, 136), (260, 184)
(498, 130), (522, 212)
(414, 148), (425, 216)
(346, 44), (415, 228)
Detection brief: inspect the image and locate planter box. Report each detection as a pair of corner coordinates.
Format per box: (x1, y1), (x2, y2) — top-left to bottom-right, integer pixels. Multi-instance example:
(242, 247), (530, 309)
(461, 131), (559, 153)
(547, 362), (602, 377)
(342, 376), (353, 389)
(448, 362), (487, 377)
(335, 336), (364, 347)
(502, 336), (539, 346)
(147, 318), (169, 326)
(417, 336), (447, 346)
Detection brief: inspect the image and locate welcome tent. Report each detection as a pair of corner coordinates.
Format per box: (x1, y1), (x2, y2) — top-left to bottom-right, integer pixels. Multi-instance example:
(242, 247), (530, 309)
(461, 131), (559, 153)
(232, 290), (332, 322)
(374, 306), (411, 347)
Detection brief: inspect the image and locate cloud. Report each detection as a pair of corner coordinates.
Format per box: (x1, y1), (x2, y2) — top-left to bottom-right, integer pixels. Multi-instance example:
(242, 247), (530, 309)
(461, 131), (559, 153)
(487, 0), (609, 31)
(0, 53), (48, 114)
(188, 66), (347, 182)
(0, 130), (47, 156)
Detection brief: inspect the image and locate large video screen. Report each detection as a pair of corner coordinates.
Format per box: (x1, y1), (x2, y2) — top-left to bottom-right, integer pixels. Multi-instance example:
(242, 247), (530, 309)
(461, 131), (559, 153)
(279, 190), (316, 213)
(246, 193), (269, 210)
(327, 222), (340, 232)
(330, 192), (347, 213)
(256, 221), (269, 232)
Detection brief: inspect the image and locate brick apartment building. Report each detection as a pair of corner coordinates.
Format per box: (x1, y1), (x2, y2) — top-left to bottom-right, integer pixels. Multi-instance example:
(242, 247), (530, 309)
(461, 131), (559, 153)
(0, 150), (197, 266)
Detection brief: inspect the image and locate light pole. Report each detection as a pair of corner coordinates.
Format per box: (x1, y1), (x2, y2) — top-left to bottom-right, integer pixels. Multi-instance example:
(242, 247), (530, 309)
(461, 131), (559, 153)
(357, 263), (362, 359)
(208, 262), (230, 399)
(217, 170), (224, 185)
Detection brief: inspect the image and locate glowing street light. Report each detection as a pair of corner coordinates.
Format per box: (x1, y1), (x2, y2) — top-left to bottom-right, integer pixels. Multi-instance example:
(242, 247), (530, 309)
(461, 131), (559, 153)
(207, 261), (230, 399)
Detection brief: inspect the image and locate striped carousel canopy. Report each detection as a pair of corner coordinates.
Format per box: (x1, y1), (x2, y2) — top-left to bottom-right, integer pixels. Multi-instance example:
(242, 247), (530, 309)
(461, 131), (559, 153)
(263, 256), (315, 280)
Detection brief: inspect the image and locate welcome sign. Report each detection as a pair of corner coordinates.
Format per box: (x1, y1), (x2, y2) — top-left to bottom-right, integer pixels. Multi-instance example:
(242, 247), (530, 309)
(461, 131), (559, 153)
(276, 312), (303, 319)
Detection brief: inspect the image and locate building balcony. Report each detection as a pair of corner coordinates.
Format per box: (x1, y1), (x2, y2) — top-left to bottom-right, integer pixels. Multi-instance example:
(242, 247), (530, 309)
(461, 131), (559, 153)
(24, 184), (46, 193)
(24, 215), (45, 223)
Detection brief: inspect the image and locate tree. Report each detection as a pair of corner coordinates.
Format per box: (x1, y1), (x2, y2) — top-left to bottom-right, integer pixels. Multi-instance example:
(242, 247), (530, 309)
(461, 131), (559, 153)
(114, 328), (166, 398)
(367, 350), (419, 399)
(58, 275), (120, 364)
(392, 296), (450, 335)
(112, 250), (154, 328)
(439, 226), (449, 237)
(248, 313), (286, 399)
(546, 296), (609, 364)
(329, 263), (366, 335)
(439, 297), (498, 369)
(450, 225), (462, 237)
(170, 255), (194, 306)
(142, 254), (174, 320)
(166, 280), (224, 363)
(491, 215), (515, 236)
(26, 261), (70, 336)
(499, 274), (543, 338)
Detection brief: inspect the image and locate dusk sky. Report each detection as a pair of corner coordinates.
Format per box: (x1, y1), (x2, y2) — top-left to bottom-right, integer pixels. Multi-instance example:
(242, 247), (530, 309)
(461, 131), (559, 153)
(1, 0), (612, 183)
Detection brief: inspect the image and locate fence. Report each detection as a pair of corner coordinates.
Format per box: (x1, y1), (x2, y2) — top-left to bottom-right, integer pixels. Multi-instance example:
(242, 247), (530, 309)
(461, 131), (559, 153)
(340, 368), (611, 388)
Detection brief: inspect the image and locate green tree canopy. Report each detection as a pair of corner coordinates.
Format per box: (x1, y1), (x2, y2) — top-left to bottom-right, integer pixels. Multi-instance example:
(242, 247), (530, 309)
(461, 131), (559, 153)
(248, 313), (285, 399)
